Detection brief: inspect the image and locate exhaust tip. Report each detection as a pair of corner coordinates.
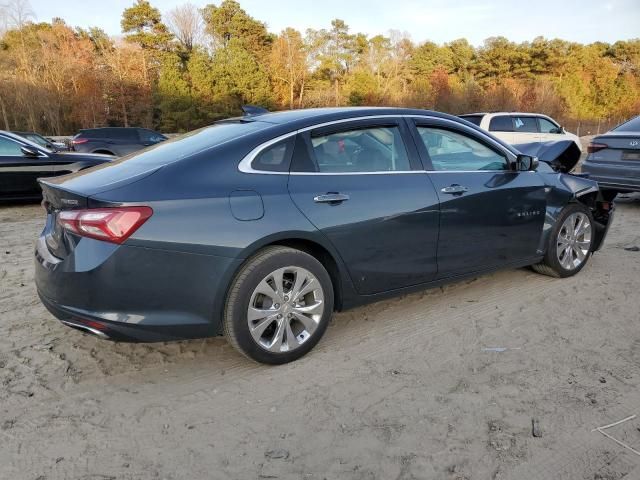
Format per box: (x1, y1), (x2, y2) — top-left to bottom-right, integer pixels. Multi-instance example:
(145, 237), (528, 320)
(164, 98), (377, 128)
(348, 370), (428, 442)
(61, 320), (110, 339)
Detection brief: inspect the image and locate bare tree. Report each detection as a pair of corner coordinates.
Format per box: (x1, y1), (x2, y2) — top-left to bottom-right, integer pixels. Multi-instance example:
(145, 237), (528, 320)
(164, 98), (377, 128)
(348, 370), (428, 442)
(2, 0), (34, 29)
(166, 3), (203, 52)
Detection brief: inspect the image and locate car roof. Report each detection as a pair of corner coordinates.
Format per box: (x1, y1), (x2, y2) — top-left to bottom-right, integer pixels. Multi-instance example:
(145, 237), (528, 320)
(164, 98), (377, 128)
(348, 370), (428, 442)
(461, 112), (552, 118)
(234, 106), (463, 130)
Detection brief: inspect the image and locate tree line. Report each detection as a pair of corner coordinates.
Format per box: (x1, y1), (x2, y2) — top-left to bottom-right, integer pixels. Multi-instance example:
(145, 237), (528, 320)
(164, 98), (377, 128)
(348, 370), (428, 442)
(0, 0), (638, 135)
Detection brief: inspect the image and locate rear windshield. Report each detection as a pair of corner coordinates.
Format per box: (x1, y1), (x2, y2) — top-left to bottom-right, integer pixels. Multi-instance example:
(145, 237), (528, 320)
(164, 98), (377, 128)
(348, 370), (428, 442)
(459, 115), (483, 126)
(613, 116), (640, 133)
(110, 121), (270, 167)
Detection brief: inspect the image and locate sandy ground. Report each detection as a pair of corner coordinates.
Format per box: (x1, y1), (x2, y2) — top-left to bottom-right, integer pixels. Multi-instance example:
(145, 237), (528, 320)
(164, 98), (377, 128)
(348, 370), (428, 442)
(1, 195), (640, 480)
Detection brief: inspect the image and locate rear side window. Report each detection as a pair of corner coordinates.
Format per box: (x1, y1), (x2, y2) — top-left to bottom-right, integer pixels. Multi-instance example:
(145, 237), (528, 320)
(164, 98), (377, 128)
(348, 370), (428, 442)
(489, 116), (513, 132)
(512, 116), (538, 133)
(112, 128), (138, 140)
(416, 127), (508, 171)
(614, 116), (640, 132)
(252, 137), (294, 172)
(459, 115), (483, 126)
(309, 126), (410, 173)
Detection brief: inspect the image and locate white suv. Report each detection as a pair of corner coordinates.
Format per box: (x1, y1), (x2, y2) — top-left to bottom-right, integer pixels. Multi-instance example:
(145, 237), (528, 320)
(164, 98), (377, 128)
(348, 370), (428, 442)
(459, 112), (582, 151)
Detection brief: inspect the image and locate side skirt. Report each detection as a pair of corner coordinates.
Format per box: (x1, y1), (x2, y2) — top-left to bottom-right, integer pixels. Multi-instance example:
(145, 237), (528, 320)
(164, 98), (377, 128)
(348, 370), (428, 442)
(339, 256), (544, 311)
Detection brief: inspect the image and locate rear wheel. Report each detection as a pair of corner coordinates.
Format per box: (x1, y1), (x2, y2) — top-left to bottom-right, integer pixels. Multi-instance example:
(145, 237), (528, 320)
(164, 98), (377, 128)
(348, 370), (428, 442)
(223, 246), (334, 364)
(532, 204), (594, 278)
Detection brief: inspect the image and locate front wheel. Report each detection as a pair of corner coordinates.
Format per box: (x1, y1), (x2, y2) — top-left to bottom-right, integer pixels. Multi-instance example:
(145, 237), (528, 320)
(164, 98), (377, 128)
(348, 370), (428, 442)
(532, 204), (594, 278)
(223, 246), (334, 364)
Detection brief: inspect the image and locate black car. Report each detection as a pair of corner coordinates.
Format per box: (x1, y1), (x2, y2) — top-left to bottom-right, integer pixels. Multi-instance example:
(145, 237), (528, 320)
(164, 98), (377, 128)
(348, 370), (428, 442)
(35, 107), (615, 364)
(12, 131), (68, 151)
(71, 127), (167, 157)
(0, 131), (112, 200)
(582, 115), (640, 193)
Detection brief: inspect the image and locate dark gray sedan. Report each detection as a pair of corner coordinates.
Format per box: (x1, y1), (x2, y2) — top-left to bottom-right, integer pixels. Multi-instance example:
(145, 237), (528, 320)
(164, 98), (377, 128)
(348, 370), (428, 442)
(35, 107), (615, 364)
(582, 116), (640, 193)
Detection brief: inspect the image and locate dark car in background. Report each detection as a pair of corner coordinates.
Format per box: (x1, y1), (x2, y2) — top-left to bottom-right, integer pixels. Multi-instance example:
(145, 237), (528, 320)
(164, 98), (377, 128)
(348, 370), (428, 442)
(71, 127), (167, 156)
(35, 107), (614, 364)
(0, 131), (112, 200)
(582, 115), (640, 193)
(12, 131), (68, 151)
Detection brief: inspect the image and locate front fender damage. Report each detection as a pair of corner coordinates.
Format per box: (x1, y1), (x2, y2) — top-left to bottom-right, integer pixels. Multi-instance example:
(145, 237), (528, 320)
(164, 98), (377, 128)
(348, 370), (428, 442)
(560, 175), (616, 252)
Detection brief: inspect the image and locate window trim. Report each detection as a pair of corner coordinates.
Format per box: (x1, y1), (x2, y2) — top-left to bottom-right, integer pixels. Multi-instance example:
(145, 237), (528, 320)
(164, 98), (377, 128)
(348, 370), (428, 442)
(238, 115), (517, 175)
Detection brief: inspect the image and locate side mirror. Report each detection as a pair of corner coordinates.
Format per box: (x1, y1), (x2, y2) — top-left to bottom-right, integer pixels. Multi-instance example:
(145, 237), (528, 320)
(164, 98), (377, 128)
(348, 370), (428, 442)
(516, 154), (539, 171)
(21, 146), (40, 157)
(551, 126), (564, 134)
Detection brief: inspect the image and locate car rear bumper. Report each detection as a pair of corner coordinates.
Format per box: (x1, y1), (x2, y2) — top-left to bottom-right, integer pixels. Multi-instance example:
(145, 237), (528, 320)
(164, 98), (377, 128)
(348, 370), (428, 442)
(582, 162), (640, 192)
(35, 234), (242, 342)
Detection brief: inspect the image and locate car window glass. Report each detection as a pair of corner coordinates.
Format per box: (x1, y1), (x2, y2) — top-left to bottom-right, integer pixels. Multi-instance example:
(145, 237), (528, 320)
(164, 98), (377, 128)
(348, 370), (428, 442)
(459, 115), (482, 126)
(613, 116), (640, 132)
(310, 126), (410, 173)
(114, 129), (138, 140)
(252, 137), (294, 172)
(138, 129), (165, 143)
(538, 118), (559, 133)
(0, 136), (24, 156)
(416, 127), (509, 171)
(512, 116), (538, 133)
(488, 116), (513, 132)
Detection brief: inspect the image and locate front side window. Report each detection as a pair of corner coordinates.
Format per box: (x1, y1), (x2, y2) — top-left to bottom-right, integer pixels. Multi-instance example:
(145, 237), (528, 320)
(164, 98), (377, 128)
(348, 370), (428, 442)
(488, 116), (513, 132)
(416, 127), (509, 171)
(512, 116), (538, 133)
(539, 118), (560, 133)
(0, 136), (24, 156)
(309, 126), (410, 173)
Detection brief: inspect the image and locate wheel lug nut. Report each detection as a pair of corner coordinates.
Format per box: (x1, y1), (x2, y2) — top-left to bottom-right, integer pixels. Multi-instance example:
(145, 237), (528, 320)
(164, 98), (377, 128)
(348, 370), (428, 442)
(277, 314), (282, 319)
(274, 303), (280, 309)
(284, 296), (289, 302)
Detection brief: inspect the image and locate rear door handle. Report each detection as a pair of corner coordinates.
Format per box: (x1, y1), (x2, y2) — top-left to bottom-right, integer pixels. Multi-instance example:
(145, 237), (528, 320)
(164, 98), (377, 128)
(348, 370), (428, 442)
(313, 193), (350, 204)
(440, 185), (469, 194)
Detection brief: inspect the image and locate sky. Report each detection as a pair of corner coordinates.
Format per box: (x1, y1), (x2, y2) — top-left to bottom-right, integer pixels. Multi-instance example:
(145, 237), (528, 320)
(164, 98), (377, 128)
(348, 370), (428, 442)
(28, 0), (640, 46)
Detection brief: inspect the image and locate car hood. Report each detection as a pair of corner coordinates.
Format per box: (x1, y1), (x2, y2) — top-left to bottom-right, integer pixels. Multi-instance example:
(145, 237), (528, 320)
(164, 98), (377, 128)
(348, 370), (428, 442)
(514, 140), (581, 173)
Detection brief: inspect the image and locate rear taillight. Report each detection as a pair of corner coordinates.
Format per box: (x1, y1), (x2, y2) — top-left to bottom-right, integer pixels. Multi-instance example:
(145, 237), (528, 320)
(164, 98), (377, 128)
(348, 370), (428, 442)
(58, 207), (153, 244)
(72, 138), (88, 145)
(587, 142), (608, 154)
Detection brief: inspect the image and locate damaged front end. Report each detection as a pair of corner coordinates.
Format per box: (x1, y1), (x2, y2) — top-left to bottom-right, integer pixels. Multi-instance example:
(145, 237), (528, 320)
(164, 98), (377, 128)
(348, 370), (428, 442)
(517, 140), (616, 252)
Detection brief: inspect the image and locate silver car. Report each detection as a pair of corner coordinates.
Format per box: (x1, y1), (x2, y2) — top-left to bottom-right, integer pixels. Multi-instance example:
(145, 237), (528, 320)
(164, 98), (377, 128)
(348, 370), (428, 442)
(582, 116), (640, 193)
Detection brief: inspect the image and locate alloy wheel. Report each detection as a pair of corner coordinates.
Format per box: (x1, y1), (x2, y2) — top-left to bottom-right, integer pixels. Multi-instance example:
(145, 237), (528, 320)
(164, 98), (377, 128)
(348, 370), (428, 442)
(556, 212), (592, 270)
(247, 266), (325, 353)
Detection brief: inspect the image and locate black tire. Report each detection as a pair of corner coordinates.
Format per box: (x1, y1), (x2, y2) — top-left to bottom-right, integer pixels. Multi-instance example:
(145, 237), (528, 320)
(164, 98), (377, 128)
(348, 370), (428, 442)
(532, 203), (594, 278)
(223, 246), (334, 364)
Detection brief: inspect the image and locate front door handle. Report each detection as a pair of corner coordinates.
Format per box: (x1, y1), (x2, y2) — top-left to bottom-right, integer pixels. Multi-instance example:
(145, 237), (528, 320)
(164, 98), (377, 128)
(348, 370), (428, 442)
(440, 185), (469, 195)
(313, 193), (350, 204)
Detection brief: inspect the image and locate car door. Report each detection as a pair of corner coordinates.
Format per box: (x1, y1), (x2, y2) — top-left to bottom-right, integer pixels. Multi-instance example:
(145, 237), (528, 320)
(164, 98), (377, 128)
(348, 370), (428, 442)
(287, 118), (440, 295)
(409, 119), (547, 278)
(538, 117), (563, 142)
(0, 135), (59, 197)
(487, 115), (516, 144)
(511, 115), (542, 144)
